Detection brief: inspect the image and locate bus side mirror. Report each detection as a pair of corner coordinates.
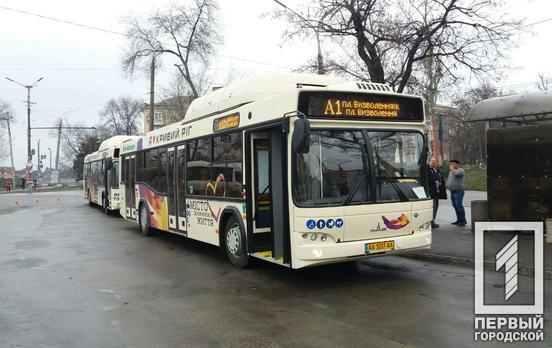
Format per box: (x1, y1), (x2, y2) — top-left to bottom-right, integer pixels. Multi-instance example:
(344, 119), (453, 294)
(292, 118), (310, 153)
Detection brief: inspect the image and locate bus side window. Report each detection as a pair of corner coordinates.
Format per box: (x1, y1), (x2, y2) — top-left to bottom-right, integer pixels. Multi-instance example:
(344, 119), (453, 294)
(187, 138), (211, 196)
(212, 133), (243, 198)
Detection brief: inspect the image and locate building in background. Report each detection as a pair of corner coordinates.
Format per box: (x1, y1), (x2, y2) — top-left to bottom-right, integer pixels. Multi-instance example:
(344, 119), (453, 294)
(429, 104), (459, 165)
(0, 167), (23, 188)
(143, 96), (194, 132)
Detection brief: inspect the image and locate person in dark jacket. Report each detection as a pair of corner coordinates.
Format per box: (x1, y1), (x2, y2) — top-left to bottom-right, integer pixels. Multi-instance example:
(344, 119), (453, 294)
(427, 158), (447, 228)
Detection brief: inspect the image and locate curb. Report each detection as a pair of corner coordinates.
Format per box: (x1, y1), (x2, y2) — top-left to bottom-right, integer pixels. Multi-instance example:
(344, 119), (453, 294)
(401, 251), (552, 280)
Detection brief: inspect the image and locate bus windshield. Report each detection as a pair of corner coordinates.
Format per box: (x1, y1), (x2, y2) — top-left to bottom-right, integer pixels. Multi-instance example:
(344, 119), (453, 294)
(294, 130), (427, 206)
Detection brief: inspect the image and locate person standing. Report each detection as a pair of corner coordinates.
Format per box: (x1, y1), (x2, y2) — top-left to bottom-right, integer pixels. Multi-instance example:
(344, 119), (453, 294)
(448, 159), (466, 226)
(427, 158), (447, 228)
(5, 179), (11, 192)
(20, 177), (26, 190)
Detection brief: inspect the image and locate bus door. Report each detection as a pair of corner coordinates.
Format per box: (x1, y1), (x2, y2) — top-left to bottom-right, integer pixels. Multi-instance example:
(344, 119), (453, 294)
(104, 159), (110, 207)
(247, 126), (289, 262)
(167, 147), (177, 230)
(176, 144), (187, 234)
(252, 133), (271, 232)
(124, 156), (132, 218)
(128, 155), (136, 220)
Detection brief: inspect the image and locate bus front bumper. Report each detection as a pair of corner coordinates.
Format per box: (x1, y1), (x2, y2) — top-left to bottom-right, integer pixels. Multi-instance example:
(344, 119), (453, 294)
(293, 230), (431, 268)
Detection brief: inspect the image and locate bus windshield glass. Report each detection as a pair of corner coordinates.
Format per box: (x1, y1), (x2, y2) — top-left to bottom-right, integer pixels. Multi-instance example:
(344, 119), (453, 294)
(294, 130), (426, 206)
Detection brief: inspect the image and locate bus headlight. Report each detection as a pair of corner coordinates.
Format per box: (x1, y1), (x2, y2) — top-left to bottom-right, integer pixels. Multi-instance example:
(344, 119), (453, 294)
(419, 222), (430, 231)
(320, 234), (327, 242)
(310, 233), (318, 241)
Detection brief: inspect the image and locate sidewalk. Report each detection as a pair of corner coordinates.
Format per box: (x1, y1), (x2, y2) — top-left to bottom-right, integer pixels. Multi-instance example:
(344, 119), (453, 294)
(404, 190), (552, 278)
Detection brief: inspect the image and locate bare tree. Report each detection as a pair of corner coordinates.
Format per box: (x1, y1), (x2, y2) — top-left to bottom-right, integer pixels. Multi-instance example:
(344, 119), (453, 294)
(274, 0), (521, 92)
(100, 97), (143, 136)
(537, 73), (550, 91)
(0, 100), (14, 165)
(122, 0), (221, 98)
(451, 83), (499, 163)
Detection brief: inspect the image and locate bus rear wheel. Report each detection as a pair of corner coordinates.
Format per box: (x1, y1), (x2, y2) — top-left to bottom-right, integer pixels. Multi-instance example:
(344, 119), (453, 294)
(224, 216), (249, 268)
(139, 203), (152, 236)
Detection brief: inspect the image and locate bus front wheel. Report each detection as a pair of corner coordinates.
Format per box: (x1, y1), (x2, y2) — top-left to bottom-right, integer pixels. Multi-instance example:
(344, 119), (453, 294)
(224, 215), (249, 268)
(139, 203), (152, 236)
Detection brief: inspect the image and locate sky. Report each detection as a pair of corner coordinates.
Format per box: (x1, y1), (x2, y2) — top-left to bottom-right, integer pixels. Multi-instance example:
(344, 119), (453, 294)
(0, 0), (551, 169)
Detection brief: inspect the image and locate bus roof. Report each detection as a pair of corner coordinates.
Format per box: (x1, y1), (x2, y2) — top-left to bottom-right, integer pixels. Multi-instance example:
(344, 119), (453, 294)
(85, 135), (140, 162)
(185, 72), (347, 121)
(119, 72), (425, 154)
(98, 135), (140, 152)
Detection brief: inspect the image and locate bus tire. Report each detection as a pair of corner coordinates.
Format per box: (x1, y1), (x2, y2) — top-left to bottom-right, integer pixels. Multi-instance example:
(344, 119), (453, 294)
(224, 215), (249, 268)
(139, 202), (152, 236)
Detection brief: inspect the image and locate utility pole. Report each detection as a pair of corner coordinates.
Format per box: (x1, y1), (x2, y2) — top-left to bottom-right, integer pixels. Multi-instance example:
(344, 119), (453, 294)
(5, 76), (43, 181)
(37, 139), (41, 183)
(1, 112), (16, 187)
(32, 123), (96, 173)
(48, 147), (52, 169)
(149, 56), (155, 132)
(55, 119), (62, 171)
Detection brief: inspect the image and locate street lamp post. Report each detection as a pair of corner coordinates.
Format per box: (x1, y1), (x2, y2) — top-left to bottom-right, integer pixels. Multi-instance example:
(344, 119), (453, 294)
(37, 139), (41, 183)
(5, 76), (43, 181)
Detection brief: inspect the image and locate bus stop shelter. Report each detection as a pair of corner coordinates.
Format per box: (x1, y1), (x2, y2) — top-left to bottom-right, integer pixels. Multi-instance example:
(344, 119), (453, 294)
(467, 91), (552, 125)
(467, 92), (552, 234)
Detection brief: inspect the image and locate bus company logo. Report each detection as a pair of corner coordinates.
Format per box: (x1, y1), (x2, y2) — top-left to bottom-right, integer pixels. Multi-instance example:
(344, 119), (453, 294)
(370, 222), (387, 233)
(306, 220), (316, 230)
(326, 219), (335, 228)
(474, 222), (544, 343)
(381, 214), (409, 230)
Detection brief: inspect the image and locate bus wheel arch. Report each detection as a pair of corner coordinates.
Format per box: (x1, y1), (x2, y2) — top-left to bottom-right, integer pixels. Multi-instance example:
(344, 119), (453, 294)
(138, 200), (152, 236)
(219, 208), (249, 268)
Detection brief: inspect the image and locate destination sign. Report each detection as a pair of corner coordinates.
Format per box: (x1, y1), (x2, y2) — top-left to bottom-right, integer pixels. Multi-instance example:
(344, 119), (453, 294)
(213, 113), (240, 132)
(299, 92), (423, 122)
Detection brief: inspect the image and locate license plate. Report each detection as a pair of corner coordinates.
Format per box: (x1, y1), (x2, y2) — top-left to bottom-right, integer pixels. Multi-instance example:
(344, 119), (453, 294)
(365, 240), (395, 254)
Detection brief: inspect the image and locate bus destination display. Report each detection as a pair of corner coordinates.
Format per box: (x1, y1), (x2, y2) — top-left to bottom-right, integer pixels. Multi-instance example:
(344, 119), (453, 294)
(213, 113), (240, 132)
(299, 92), (423, 122)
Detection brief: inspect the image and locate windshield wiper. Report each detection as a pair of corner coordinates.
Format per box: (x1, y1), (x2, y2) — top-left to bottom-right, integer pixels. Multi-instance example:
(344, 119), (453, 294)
(377, 166), (409, 201)
(342, 169), (369, 206)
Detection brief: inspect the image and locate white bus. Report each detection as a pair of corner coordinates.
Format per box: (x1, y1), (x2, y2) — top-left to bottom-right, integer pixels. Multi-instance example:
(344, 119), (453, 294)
(119, 73), (432, 268)
(84, 135), (139, 214)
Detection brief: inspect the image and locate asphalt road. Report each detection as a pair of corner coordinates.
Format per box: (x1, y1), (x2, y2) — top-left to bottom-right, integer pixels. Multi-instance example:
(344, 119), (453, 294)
(0, 191), (550, 347)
